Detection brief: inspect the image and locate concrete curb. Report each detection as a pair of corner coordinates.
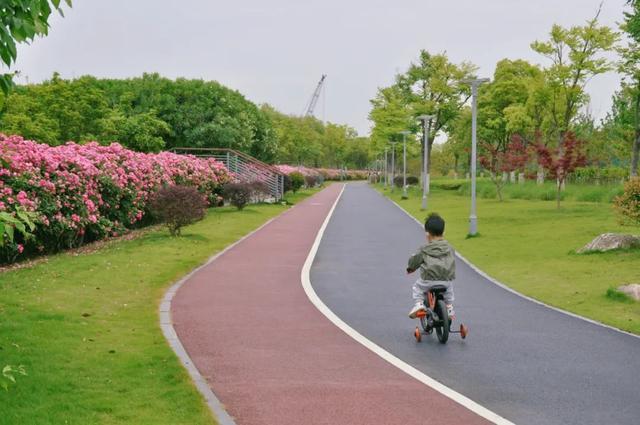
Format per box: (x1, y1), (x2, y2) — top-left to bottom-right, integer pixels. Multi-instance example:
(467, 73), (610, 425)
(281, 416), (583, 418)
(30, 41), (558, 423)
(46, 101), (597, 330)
(379, 188), (640, 340)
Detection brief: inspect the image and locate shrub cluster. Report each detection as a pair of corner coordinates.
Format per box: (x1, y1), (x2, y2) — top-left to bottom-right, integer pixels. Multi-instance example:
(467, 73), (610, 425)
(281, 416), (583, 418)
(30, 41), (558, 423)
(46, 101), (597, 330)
(393, 175), (419, 187)
(223, 181), (272, 210)
(0, 134), (230, 262)
(571, 166), (629, 184)
(223, 182), (252, 210)
(317, 168), (368, 181)
(248, 181), (271, 203)
(274, 164), (369, 189)
(614, 178), (640, 225)
(289, 172), (305, 193)
(149, 185), (207, 236)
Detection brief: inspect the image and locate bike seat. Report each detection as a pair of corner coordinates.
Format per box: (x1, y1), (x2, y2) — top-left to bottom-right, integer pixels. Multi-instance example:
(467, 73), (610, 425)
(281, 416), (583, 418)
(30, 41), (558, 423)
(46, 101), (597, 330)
(429, 285), (448, 294)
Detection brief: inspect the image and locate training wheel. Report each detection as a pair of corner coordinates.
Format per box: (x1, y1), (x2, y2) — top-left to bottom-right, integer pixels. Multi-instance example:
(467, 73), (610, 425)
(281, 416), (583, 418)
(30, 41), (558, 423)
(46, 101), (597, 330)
(460, 324), (468, 339)
(414, 326), (422, 342)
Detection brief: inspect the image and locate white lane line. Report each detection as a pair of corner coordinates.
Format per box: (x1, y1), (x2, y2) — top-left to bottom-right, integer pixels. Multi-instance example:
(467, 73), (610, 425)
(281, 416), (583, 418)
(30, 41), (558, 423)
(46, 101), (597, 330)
(382, 192), (640, 341)
(301, 183), (515, 425)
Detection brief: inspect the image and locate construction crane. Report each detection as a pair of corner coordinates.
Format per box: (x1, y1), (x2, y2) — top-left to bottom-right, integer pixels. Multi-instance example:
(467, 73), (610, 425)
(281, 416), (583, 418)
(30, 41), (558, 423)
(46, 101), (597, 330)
(303, 74), (326, 117)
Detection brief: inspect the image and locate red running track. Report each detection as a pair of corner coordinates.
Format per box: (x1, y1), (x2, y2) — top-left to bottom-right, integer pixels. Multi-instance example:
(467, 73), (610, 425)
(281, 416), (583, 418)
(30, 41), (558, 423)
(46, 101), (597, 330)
(172, 184), (488, 425)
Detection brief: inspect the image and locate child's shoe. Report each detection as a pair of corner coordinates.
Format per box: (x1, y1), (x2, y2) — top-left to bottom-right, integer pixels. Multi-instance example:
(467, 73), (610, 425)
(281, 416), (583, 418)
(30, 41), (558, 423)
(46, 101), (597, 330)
(446, 304), (455, 321)
(408, 303), (426, 319)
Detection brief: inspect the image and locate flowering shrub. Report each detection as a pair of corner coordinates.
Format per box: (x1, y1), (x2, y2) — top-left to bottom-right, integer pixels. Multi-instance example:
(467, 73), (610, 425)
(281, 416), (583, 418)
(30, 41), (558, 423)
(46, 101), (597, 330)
(274, 165), (322, 179)
(317, 168), (342, 180)
(275, 165), (368, 185)
(0, 134), (230, 262)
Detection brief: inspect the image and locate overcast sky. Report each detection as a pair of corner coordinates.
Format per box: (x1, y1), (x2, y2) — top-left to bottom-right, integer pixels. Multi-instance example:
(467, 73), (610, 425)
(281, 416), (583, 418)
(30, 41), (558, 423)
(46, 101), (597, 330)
(12, 0), (629, 136)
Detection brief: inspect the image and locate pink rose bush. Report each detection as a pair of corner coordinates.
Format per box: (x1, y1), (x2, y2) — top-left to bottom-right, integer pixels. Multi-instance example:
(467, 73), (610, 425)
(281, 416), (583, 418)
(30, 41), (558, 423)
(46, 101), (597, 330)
(0, 134), (230, 262)
(274, 165), (322, 179)
(275, 165), (368, 184)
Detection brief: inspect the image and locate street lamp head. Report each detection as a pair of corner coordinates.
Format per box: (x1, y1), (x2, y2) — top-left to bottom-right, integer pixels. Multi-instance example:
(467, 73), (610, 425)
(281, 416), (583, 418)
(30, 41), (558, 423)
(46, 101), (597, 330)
(460, 77), (490, 86)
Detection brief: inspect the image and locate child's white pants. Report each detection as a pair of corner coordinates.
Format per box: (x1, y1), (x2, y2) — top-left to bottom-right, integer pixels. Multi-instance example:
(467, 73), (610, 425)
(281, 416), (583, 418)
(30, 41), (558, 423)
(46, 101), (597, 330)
(412, 279), (455, 306)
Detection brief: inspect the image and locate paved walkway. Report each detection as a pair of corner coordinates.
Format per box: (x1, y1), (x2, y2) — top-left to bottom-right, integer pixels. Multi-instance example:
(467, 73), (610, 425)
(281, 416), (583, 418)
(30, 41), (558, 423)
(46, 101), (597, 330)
(311, 183), (640, 425)
(172, 184), (488, 425)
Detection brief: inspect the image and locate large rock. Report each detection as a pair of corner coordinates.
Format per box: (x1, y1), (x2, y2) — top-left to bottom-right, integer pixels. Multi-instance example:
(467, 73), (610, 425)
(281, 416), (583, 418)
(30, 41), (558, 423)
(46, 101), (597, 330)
(618, 284), (640, 301)
(578, 233), (640, 253)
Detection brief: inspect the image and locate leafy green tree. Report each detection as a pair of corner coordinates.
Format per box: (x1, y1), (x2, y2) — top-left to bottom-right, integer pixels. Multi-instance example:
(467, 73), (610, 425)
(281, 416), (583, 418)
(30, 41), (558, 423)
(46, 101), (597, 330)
(101, 110), (171, 153)
(368, 85), (413, 153)
(531, 9), (619, 144)
(370, 50), (476, 185)
(445, 107), (472, 178)
(0, 74), (112, 144)
(478, 60), (541, 143)
(261, 104), (325, 166)
(615, 0), (640, 176)
(396, 51), (476, 172)
(0, 90), (60, 143)
(0, 0), (71, 93)
(604, 89), (637, 172)
(343, 137), (371, 169)
(396, 51), (476, 138)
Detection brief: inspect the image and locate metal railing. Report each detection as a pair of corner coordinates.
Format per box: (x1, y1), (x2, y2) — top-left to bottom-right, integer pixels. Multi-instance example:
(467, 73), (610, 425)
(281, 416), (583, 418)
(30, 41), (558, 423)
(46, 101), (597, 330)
(170, 147), (285, 200)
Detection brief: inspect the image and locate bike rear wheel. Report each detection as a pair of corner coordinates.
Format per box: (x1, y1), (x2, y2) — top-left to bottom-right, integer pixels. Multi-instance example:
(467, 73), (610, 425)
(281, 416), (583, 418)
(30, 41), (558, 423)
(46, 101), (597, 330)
(434, 299), (449, 344)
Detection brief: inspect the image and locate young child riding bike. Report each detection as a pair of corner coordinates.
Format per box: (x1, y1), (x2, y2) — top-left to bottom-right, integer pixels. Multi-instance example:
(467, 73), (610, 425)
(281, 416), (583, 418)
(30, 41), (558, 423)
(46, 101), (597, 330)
(406, 213), (456, 320)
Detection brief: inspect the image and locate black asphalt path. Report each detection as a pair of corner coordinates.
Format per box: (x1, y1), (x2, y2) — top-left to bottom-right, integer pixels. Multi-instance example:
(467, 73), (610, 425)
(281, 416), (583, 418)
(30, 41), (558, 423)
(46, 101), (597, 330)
(310, 183), (640, 425)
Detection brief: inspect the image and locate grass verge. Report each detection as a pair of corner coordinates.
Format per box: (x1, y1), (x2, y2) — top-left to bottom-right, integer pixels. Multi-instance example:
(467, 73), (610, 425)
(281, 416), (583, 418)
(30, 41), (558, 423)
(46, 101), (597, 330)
(377, 184), (640, 335)
(0, 188), (319, 425)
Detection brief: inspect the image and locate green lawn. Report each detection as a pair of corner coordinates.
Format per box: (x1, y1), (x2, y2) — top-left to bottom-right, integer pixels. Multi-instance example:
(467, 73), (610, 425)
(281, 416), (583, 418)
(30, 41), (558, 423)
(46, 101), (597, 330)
(377, 183), (640, 335)
(0, 188), (318, 425)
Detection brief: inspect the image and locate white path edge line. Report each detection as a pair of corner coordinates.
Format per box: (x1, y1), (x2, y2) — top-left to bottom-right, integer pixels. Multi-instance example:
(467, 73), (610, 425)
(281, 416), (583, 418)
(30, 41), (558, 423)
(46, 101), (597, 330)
(301, 184), (514, 425)
(382, 191), (640, 341)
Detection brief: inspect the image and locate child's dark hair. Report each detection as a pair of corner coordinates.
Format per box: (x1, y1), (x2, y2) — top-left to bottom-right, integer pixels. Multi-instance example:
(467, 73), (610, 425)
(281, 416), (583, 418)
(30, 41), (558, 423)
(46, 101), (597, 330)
(424, 213), (445, 236)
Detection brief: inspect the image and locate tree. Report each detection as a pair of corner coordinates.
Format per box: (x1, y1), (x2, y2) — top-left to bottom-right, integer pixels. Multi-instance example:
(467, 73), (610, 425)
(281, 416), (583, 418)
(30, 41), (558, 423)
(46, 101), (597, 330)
(0, 74), (113, 144)
(101, 110), (171, 153)
(616, 0), (640, 176)
(394, 51), (476, 177)
(477, 60), (542, 149)
(445, 107), (472, 178)
(531, 9), (619, 144)
(604, 88), (638, 171)
(0, 0), (71, 94)
(473, 60), (543, 183)
(479, 135), (529, 201)
(536, 132), (587, 208)
(368, 85), (413, 153)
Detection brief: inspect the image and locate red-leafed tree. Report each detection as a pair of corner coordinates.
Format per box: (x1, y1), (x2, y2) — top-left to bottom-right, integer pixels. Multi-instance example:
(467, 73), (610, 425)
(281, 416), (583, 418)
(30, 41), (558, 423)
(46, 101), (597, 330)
(536, 132), (587, 208)
(479, 135), (529, 201)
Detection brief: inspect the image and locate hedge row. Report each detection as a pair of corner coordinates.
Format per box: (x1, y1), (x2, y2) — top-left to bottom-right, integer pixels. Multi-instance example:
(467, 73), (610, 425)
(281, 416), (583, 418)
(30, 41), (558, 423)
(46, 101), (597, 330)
(274, 165), (368, 186)
(0, 135), (231, 263)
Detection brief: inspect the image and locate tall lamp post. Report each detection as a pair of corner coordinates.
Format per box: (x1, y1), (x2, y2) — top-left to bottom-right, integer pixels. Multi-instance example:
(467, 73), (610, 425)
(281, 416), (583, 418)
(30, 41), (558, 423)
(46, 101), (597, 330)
(384, 148), (388, 188)
(417, 114), (435, 210)
(399, 130), (411, 199)
(390, 141), (397, 192)
(461, 78), (489, 236)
